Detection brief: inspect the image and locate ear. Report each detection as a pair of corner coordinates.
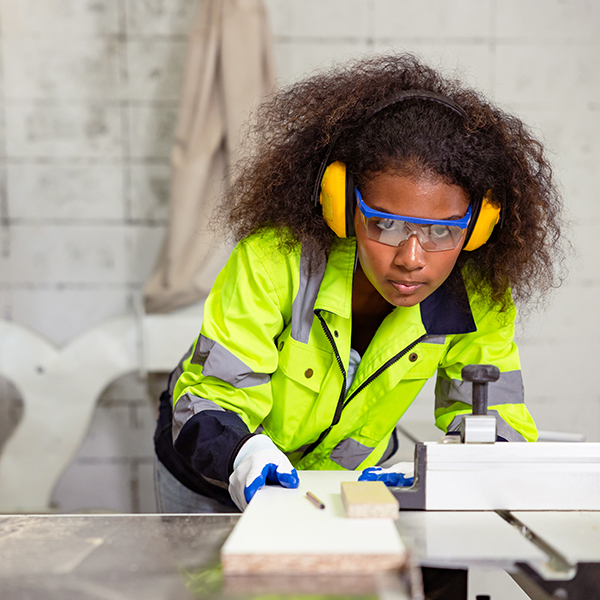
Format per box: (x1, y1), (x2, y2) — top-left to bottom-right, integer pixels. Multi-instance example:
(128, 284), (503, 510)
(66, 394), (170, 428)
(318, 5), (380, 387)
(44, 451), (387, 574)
(463, 190), (501, 251)
(319, 161), (355, 237)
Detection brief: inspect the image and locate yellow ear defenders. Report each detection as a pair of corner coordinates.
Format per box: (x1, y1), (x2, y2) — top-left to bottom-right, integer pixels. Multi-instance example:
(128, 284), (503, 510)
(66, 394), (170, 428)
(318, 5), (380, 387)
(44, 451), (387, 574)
(314, 90), (501, 251)
(319, 160), (356, 238)
(462, 190), (501, 251)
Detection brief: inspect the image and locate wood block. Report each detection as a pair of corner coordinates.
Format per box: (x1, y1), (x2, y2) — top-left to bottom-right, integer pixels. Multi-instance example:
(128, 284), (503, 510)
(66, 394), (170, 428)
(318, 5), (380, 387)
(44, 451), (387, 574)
(221, 471), (407, 575)
(341, 481), (399, 519)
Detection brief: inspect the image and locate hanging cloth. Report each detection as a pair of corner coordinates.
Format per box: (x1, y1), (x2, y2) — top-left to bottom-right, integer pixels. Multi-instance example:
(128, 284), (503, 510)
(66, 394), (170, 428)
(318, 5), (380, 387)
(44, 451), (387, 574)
(144, 0), (276, 313)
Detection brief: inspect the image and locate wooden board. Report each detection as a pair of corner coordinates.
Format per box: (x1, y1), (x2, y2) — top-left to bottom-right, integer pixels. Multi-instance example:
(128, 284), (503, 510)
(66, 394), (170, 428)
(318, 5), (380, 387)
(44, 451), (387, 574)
(221, 470), (407, 575)
(341, 481), (399, 519)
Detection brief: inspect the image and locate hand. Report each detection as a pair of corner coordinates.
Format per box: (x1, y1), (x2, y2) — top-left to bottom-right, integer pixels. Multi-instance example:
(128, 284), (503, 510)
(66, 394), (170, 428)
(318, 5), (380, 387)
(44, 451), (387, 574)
(229, 435), (299, 510)
(358, 463), (414, 487)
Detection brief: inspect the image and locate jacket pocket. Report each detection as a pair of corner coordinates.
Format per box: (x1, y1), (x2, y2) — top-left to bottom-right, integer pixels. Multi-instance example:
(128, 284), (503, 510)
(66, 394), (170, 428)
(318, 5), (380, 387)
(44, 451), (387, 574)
(276, 336), (332, 393)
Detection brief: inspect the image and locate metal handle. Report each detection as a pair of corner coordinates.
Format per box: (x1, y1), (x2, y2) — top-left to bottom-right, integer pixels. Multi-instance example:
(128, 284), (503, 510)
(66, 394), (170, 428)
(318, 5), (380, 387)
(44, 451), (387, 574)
(461, 364), (500, 415)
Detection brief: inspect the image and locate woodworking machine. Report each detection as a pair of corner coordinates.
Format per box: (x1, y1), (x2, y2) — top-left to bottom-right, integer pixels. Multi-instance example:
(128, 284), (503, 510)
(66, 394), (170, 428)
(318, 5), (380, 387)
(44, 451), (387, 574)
(391, 364), (600, 599)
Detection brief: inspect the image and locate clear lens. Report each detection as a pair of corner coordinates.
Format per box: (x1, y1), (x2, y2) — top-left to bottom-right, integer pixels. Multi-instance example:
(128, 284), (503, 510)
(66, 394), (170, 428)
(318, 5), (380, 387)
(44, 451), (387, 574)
(364, 216), (464, 251)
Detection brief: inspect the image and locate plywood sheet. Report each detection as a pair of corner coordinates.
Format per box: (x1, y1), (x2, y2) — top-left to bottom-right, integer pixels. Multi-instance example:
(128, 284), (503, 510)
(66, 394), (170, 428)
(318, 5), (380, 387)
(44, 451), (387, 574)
(221, 470), (407, 574)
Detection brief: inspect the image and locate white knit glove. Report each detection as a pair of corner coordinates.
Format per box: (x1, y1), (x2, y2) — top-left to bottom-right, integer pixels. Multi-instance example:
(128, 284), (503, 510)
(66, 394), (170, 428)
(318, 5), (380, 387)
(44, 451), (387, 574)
(229, 435), (299, 510)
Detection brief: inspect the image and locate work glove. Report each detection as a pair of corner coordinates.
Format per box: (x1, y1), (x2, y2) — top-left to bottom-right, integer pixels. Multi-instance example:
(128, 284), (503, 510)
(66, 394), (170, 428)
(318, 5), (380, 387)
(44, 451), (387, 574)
(358, 463), (414, 487)
(228, 434), (299, 510)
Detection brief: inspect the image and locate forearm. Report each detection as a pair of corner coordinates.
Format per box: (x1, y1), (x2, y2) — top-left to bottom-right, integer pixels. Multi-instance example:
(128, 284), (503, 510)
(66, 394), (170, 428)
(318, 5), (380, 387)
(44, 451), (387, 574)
(173, 409), (255, 483)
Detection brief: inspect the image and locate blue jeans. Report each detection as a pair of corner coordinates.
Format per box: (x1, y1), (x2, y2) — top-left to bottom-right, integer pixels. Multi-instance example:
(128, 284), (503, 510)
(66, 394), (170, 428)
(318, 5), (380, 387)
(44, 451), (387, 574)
(153, 457), (240, 514)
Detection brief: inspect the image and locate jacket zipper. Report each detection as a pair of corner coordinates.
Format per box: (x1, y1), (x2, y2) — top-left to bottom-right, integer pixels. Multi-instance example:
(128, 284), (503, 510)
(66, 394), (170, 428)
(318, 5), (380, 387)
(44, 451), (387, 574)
(301, 310), (347, 459)
(343, 333), (427, 406)
(301, 309), (427, 460)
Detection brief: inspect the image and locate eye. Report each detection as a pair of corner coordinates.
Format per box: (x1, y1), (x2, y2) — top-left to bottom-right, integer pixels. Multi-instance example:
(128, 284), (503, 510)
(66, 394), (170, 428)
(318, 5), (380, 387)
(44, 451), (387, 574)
(429, 225), (452, 239)
(376, 219), (396, 231)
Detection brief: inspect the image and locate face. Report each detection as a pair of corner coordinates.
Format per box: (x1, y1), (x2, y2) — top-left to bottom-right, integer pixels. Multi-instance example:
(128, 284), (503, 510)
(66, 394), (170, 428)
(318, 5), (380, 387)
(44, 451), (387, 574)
(354, 172), (470, 308)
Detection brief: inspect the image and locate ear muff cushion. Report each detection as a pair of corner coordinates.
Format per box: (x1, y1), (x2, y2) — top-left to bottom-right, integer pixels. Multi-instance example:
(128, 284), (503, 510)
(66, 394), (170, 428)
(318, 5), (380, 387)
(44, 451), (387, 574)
(320, 161), (352, 238)
(344, 170), (356, 237)
(463, 191), (501, 251)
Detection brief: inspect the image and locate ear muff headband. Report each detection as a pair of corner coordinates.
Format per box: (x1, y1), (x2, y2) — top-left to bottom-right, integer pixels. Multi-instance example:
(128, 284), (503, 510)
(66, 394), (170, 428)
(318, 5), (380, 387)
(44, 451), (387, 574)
(312, 90), (468, 217)
(315, 90), (500, 250)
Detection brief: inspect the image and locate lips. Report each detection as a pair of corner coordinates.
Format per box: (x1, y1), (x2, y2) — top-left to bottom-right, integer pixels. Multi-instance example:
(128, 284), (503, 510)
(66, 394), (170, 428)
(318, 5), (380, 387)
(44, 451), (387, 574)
(389, 280), (425, 294)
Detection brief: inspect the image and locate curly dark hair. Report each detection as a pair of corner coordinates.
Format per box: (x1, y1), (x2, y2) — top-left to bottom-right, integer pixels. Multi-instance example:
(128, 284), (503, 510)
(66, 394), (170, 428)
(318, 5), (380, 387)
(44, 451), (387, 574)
(224, 53), (567, 310)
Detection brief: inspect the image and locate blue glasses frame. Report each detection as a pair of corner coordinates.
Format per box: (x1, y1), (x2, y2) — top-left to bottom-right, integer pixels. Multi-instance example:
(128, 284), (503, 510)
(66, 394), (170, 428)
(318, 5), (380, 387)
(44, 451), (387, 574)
(356, 188), (472, 228)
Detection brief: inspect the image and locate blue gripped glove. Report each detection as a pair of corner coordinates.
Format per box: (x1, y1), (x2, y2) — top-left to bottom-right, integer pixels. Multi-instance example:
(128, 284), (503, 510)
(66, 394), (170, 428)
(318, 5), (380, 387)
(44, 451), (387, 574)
(358, 463), (415, 487)
(228, 434), (300, 510)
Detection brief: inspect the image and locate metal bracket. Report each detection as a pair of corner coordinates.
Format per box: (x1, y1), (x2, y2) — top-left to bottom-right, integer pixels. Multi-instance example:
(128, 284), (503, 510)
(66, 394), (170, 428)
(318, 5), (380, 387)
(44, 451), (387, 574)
(461, 414), (497, 443)
(390, 443), (427, 510)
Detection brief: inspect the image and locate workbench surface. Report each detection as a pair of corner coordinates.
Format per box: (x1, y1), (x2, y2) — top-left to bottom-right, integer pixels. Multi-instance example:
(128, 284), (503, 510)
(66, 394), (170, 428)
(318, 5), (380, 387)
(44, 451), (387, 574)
(0, 514), (235, 599)
(1, 510), (599, 599)
(0, 513), (407, 599)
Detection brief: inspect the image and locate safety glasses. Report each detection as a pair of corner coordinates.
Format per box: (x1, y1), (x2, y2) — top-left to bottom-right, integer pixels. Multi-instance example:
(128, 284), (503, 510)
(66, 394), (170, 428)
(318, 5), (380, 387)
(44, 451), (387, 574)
(356, 188), (471, 252)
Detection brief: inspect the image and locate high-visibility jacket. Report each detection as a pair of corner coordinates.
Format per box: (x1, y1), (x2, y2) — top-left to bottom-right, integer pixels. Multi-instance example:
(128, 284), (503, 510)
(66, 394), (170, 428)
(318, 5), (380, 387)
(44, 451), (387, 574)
(158, 228), (537, 500)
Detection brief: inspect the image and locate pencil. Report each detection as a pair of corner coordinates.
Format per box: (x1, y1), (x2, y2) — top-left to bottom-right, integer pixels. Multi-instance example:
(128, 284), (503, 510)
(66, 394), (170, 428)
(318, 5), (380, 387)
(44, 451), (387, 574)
(306, 491), (325, 509)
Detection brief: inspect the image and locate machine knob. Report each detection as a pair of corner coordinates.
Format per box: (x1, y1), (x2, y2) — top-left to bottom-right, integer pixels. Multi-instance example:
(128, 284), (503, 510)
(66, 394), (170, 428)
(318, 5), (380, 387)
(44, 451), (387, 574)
(461, 365), (500, 415)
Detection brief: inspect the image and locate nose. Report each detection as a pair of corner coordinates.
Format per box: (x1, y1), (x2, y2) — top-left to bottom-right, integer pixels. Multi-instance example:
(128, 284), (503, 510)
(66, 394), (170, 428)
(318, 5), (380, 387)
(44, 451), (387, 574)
(393, 233), (426, 270)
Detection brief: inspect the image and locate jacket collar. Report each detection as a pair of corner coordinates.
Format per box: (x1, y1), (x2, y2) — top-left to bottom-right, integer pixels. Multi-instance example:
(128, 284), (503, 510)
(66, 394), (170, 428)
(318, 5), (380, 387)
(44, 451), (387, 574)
(313, 238), (355, 318)
(419, 271), (477, 335)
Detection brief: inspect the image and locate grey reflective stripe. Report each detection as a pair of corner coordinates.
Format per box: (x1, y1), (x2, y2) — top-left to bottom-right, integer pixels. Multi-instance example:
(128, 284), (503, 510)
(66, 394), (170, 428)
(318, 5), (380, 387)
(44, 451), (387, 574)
(172, 392), (225, 442)
(168, 346), (193, 397)
(330, 438), (374, 470)
(495, 412), (527, 442)
(190, 334), (270, 388)
(291, 249), (326, 343)
(425, 335), (446, 345)
(447, 410), (527, 442)
(377, 433), (396, 465)
(435, 370), (524, 411)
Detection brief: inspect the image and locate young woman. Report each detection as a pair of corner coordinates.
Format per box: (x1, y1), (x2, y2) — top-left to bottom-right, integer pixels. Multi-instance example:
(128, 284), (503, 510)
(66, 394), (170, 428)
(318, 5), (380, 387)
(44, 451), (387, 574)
(154, 54), (566, 513)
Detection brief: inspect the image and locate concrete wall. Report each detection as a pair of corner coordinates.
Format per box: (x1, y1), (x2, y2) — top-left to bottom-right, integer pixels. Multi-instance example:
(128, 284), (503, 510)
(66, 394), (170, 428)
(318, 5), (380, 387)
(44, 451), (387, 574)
(0, 0), (598, 512)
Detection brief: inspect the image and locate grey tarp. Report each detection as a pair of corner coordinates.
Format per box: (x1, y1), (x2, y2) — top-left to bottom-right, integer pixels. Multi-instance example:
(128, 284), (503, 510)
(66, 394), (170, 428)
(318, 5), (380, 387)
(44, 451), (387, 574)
(144, 0), (275, 313)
